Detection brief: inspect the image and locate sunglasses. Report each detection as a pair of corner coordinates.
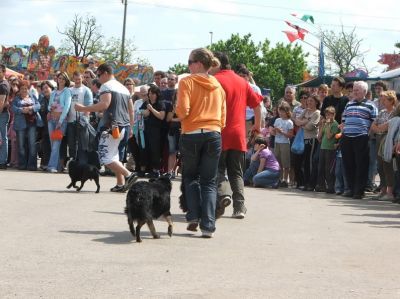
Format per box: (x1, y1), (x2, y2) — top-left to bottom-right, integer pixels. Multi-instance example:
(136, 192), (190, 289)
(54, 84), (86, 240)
(188, 60), (197, 65)
(125, 83), (134, 86)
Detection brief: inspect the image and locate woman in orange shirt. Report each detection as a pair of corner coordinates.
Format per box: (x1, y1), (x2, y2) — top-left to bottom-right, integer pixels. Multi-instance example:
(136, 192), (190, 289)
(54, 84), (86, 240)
(176, 48), (226, 238)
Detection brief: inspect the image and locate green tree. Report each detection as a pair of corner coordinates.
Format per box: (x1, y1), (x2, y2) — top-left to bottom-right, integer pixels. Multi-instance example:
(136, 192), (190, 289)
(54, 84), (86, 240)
(98, 37), (137, 63)
(321, 25), (368, 76)
(168, 63), (189, 75)
(209, 33), (308, 100)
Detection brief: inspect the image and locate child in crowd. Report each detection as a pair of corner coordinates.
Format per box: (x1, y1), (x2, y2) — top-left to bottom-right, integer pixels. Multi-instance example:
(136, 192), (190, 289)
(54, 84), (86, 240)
(270, 102), (293, 187)
(244, 137), (280, 188)
(316, 106), (340, 193)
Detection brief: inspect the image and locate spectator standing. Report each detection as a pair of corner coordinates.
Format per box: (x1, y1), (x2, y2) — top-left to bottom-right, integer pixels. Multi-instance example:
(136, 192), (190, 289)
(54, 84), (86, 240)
(370, 90), (397, 200)
(295, 95), (321, 191)
(0, 64), (10, 169)
(140, 85), (166, 178)
(12, 80), (42, 171)
(67, 71), (93, 163)
(176, 48), (226, 237)
(320, 77), (348, 123)
(47, 72), (72, 173)
(210, 52), (262, 219)
(271, 102), (294, 187)
(316, 106), (340, 193)
(341, 81), (378, 199)
(38, 81), (54, 170)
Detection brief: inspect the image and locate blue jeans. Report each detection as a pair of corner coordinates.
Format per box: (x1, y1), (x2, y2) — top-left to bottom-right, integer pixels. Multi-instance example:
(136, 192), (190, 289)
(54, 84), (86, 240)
(180, 131), (221, 233)
(0, 111), (10, 165)
(335, 154), (349, 193)
(16, 124), (37, 169)
(48, 119), (67, 171)
(244, 160), (279, 187)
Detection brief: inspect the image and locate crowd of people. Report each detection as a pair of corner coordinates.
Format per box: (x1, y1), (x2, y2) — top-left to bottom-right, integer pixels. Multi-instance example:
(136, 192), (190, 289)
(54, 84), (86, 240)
(1, 49), (400, 238)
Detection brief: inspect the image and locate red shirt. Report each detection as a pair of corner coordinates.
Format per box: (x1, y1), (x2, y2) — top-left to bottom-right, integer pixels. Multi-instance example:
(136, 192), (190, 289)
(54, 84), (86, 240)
(214, 70), (262, 151)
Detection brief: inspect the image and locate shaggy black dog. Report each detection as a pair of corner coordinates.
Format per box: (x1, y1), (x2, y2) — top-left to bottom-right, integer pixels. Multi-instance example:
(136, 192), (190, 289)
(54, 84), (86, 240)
(179, 181), (230, 219)
(125, 177), (173, 243)
(66, 160), (100, 193)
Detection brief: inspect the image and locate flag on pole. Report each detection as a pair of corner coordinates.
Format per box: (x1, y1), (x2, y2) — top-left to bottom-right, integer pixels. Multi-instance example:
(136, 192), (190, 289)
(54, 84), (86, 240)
(291, 13), (315, 24)
(283, 31), (300, 43)
(300, 14), (314, 24)
(318, 40), (325, 77)
(285, 21), (308, 40)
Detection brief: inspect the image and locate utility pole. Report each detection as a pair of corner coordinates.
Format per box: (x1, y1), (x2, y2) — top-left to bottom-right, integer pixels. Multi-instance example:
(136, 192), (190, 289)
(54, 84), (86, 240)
(121, 0), (128, 63)
(209, 31), (213, 46)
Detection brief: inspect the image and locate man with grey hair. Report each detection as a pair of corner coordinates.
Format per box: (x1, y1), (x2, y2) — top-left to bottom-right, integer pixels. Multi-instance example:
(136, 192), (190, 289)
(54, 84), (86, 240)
(280, 85), (300, 111)
(341, 81), (378, 199)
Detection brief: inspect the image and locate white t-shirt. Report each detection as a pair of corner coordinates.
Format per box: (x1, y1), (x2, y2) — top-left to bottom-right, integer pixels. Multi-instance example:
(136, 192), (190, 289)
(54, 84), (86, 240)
(68, 86), (86, 122)
(274, 118), (293, 144)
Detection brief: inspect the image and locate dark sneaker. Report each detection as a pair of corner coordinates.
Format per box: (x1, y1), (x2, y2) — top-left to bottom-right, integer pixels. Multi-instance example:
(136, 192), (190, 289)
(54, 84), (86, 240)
(216, 196), (232, 219)
(110, 185), (125, 193)
(0, 164), (7, 170)
(187, 222), (199, 232)
(279, 181), (288, 188)
(147, 171), (160, 179)
(123, 172), (138, 192)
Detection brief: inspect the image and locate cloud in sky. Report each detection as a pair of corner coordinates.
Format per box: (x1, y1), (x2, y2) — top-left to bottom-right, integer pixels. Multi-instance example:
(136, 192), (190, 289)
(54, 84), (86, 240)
(1, 0), (399, 75)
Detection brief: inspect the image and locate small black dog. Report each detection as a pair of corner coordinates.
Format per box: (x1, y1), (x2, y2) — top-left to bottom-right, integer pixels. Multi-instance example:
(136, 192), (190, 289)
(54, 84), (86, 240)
(179, 181), (230, 219)
(125, 177), (173, 243)
(66, 159), (100, 193)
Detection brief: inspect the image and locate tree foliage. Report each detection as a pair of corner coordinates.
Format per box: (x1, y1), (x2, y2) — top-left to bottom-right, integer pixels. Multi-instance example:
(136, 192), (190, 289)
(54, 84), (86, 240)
(208, 33), (308, 100)
(97, 37), (137, 63)
(168, 63), (189, 75)
(321, 26), (368, 76)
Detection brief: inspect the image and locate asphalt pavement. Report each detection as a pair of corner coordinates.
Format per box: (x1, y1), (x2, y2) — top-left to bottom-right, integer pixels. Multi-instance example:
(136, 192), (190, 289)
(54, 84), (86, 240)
(1, 169), (400, 298)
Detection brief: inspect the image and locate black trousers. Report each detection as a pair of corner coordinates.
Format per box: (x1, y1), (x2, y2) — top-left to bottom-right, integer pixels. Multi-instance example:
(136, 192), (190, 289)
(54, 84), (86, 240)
(341, 135), (369, 196)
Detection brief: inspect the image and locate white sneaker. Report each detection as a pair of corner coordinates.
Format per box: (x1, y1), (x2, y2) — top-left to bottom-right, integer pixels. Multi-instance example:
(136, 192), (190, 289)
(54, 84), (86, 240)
(201, 230), (214, 238)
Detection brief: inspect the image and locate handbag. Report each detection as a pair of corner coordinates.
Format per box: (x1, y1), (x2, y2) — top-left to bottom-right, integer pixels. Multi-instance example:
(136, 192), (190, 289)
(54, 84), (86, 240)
(50, 129), (63, 141)
(291, 127), (305, 154)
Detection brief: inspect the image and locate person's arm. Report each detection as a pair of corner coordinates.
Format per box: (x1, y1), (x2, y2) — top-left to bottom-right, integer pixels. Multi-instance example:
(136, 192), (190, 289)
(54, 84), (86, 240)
(257, 158), (266, 174)
(12, 97), (23, 114)
(128, 98), (134, 128)
(0, 84), (8, 111)
(147, 103), (165, 120)
(166, 111), (174, 122)
(58, 89), (72, 126)
(75, 92), (111, 113)
(176, 80), (190, 120)
(304, 111), (320, 131)
(251, 144), (265, 161)
(252, 104), (262, 133)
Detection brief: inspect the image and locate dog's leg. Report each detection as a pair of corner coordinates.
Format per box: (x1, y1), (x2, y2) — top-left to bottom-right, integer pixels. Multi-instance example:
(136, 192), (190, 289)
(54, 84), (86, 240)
(94, 177), (100, 193)
(147, 220), (160, 239)
(163, 212), (173, 237)
(72, 180), (79, 189)
(127, 217), (135, 238)
(136, 220), (146, 243)
(66, 182), (73, 189)
(77, 180), (86, 191)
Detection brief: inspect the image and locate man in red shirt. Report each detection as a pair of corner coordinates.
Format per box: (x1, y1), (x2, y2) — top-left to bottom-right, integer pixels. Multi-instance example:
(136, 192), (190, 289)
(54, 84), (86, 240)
(210, 52), (262, 219)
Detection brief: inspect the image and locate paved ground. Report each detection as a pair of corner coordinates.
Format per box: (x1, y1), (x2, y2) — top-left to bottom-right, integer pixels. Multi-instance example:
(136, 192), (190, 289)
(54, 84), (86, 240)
(1, 169), (400, 298)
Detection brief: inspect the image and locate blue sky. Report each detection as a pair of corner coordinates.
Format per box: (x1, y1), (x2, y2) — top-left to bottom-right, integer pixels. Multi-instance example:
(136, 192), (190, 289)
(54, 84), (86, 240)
(1, 0), (399, 76)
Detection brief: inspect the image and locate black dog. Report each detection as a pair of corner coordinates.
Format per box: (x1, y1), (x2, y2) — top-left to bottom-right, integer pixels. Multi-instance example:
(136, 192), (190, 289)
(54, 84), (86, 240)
(66, 160), (100, 193)
(179, 181), (230, 219)
(125, 177), (173, 243)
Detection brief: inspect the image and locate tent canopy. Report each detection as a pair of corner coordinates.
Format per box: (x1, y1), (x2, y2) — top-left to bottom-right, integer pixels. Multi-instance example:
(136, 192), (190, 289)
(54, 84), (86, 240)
(5, 68), (24, 79)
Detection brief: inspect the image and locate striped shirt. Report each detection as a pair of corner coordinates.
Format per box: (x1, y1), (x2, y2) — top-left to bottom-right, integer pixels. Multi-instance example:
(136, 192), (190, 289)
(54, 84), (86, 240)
(342, 99), (378, 137)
